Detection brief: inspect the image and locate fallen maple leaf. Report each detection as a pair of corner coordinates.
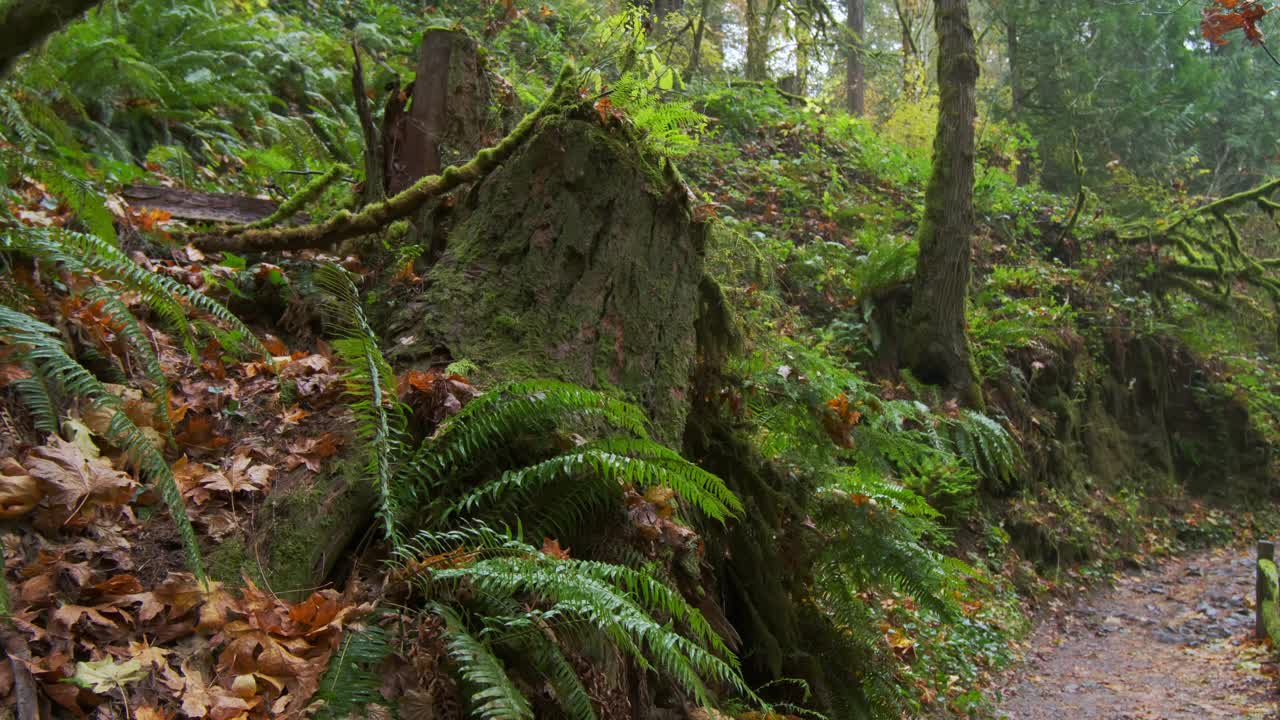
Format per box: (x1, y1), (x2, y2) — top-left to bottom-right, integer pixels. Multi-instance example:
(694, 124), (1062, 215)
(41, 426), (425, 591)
(204, 451), (273, 495)
(51, 603), (121, 635)
(196, 582), (238, 634)
(69, 657), (148, 693)
(285, 433), (341, 472)
(179, 668), (252, 720)
(25, 436), (136, 526)
(126, 639), (174, 670)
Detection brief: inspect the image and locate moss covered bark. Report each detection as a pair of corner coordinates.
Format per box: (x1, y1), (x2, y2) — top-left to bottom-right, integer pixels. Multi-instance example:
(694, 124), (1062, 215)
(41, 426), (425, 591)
(208, 463), (375, 600)
(388, 115), (708, 440)
(904, 0), (982, 405)
(0, 0), (104, 78)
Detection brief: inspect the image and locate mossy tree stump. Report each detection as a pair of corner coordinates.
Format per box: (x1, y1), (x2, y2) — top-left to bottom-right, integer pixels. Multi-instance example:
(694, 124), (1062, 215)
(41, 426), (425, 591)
(389, 115), (709, 441)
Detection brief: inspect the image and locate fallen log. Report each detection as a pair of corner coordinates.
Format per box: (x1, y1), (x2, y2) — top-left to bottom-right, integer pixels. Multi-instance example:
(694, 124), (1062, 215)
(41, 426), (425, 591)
(123, 184), (279, 225)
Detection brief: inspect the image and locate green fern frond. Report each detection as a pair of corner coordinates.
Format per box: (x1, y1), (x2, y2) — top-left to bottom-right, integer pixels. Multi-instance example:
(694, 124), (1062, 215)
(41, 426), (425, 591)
(315, 620), (392, 720)
(8, 228), (268, 359)
(43, 170), (116, 242)
(80, 286), (173, 437)
(405, 529), (755, 710)
(312, 263), (407, 545)
(446, 441), (740, 526)
(104, 410), (204, 581)
(401, 381), (651, 497)
(519, 629), (597, 720)
(0, 305), (205, 582)
(943, 410), (1017, 487)
(811, 488), (954, 619)
(13, 369), (59, 435)
(435, 604), (535, 720)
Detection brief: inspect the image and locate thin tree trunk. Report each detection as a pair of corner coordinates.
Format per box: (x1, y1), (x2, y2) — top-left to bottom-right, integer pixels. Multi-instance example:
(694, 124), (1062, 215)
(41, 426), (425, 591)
(351, 42), (385, 207)
(893, 0), (920, 91)
(394, 29), (460, 193)
(688, 0), (711, 76)
(0, 0), (104, 78)
(845, 0), (865, 115)
(1006, 14), (1031, 185)
(795, 14), (811, 92)
(905, 0), (981, 404)
(745, 0), (768, 80)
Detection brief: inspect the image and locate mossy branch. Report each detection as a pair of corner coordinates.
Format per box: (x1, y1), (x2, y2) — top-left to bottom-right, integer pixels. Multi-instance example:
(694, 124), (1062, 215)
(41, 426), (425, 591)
(1119, 175), (1280, 310)
(1123, 176), (1280, 242)
(190, 64), (578, 253)
(237, 164), (346, 231)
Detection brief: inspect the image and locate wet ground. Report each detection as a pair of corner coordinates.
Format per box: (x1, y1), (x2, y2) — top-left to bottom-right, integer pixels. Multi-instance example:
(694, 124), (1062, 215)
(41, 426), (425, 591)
(994, 546), (1279, 719)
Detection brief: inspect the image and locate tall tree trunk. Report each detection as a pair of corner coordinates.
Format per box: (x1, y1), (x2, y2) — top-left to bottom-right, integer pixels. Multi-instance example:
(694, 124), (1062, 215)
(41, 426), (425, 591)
(1006, 14), (1031, 185)
(745, 0), (768, 80)
(905, 0), (981, 404)
(845, 0), (865, 115)
(0, 0), (104, 78)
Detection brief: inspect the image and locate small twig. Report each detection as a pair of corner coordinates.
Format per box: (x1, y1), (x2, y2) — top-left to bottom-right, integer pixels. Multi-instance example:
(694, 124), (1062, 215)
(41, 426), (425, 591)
(1259, 40), (1280, 68)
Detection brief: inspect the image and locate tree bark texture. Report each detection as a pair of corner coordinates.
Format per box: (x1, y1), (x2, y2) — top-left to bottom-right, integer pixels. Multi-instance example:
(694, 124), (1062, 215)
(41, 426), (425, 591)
(893, 0), (921, 91)
(687, 0), (711, 75)
(845, 0), (865, 115)
(745, 0), (768, 80)
(381, 29), (513, 196)
(122, 184), (279, 224)
(351, 42), (385, 207)
(906, 0), (980, 402)
(0, 0), (104, 78)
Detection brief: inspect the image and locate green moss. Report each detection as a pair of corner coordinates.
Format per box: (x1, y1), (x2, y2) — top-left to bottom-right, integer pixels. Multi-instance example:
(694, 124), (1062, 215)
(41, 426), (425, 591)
(392, 117), (707, 441)
(207, 536), (249, 585)
(209, 464), (374, 600)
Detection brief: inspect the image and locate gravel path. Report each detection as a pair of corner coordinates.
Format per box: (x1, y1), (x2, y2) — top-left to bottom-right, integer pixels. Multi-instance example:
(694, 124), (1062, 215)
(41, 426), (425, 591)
(994, 547), (1279, 719)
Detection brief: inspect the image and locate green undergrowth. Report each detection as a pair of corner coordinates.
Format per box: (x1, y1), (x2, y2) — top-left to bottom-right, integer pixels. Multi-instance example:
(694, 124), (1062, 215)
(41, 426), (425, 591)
(2, 2), (1277, 717)
(682, 75), (1278, 715)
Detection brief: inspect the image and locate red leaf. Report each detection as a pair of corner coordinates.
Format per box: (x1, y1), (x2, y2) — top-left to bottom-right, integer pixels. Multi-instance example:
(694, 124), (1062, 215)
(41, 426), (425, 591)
(541, 538), (571, 560)
(1202, 1), (1271, 46)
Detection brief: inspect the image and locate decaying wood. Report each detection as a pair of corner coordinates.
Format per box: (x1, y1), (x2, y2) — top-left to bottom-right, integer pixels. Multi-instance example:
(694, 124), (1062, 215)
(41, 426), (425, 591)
(391, 29), (455, 192)
(123, 184), (279, 225)
(381, 29), (511, 196)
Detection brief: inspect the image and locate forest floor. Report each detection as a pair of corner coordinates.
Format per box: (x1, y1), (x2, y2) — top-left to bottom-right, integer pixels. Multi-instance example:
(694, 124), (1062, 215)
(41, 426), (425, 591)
(992, 546), (1280, 719)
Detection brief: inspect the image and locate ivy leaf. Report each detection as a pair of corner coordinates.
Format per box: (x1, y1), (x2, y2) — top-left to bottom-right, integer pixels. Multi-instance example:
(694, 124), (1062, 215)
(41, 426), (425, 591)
(68, 658), (147, 694)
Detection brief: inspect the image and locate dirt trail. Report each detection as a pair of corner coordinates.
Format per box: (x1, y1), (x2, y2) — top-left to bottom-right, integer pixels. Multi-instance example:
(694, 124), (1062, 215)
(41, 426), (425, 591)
(994, 546), (1278, 719)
